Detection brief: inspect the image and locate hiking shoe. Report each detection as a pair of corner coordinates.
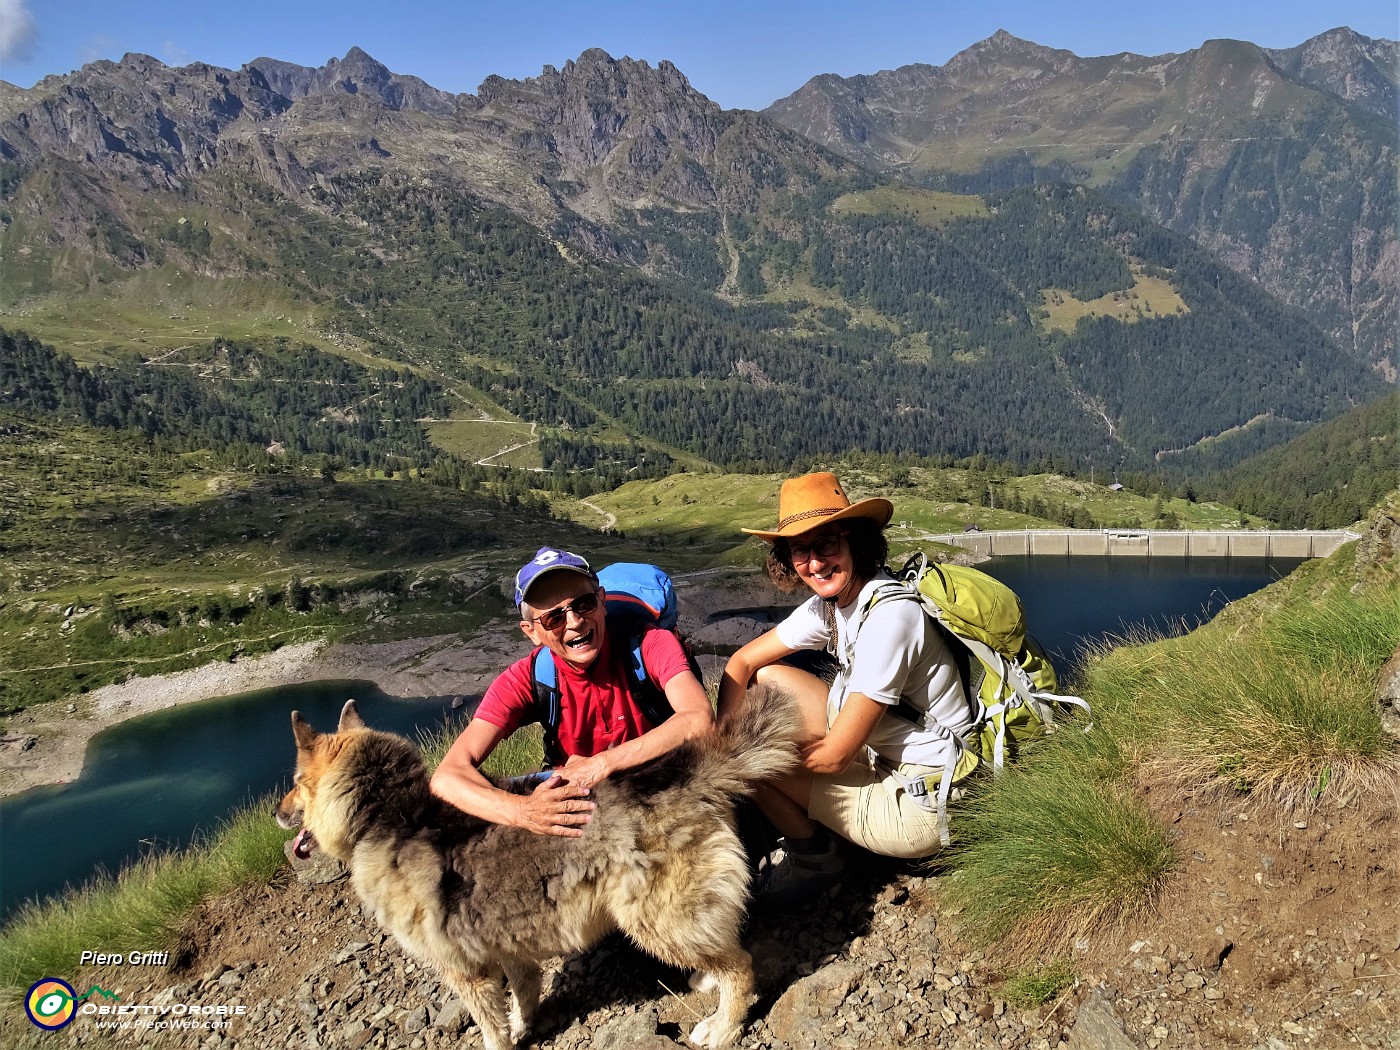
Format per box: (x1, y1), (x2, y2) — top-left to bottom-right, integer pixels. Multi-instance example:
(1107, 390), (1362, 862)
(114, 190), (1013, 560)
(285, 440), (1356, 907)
(753, 838), (845, 905)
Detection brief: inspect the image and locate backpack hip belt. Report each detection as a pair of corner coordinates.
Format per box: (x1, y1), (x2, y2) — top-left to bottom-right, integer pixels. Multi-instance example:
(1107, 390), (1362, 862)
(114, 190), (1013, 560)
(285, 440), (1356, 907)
(872, 741), (979, 845)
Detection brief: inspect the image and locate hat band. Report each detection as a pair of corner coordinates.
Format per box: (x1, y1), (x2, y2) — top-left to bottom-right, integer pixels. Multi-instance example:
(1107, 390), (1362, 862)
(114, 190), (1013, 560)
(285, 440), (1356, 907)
(774, 506), (843, 531)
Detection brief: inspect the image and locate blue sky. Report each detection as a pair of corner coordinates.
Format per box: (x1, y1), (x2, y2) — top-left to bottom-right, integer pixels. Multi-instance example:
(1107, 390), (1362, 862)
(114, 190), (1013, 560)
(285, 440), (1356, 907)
(1, 0), (1395, 110)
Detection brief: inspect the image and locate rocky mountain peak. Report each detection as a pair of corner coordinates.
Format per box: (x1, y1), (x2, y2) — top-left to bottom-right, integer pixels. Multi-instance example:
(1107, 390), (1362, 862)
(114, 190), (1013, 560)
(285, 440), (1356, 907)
(984, 28), (1042, 52)
(0, 54), (291, 183)
(1262, 26), (1399, 119)
(945, 29), (1079, 77)
(475, 48), (722, 181)
(481, 48), (713, 112)
(246, 48), (457, 114)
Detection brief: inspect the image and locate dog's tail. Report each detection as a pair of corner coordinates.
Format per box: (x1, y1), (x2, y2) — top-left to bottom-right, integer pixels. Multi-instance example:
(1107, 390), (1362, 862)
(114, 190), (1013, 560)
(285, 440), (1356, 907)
(688, 682), (803, 799)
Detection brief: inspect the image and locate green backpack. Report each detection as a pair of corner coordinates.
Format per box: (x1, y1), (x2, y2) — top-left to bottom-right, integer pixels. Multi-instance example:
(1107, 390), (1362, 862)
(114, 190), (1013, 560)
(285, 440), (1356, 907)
(860, 553), (1091, 843)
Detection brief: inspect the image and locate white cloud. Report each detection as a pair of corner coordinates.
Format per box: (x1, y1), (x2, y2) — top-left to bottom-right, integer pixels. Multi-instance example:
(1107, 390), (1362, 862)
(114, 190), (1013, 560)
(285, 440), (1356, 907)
(0, 0), (38, 64)
(163, 40), (191, 66)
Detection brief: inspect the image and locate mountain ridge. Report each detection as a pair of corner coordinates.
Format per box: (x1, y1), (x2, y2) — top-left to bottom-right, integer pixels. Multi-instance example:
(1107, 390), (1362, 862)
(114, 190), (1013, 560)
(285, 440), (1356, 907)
(247, 46), (460, 115)
(763, 27), (1398, 374)
(0, 36), (1387, 478)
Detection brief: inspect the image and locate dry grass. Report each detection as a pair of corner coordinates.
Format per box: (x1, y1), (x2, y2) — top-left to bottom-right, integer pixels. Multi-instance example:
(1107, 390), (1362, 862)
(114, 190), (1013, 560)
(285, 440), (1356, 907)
(0, 798), (287, 1003)
(1038, 263), (1189, 333)
(941, 726), (1176, 957)
(1096, 584), (1399, 808)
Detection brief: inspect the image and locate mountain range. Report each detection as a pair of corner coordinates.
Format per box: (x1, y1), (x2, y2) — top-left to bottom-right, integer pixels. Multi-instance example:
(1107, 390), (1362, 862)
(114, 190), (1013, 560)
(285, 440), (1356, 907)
(765, 28), (1398, 376)
(0, 29), (1392, 479)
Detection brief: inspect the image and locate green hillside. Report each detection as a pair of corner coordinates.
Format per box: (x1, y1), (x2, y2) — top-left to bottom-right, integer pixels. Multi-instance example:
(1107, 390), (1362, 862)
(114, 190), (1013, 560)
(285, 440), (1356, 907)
(572, 465), (1258, 568)
(1, 57), (1385, 477)
(0, 323), (1270, 715)
(764, 31), (1398, 371)
(1202, 392), (1400, 528)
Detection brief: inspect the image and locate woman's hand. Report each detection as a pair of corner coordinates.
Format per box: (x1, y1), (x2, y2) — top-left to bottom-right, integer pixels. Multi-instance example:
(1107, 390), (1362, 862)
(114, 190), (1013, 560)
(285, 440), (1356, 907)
(803, 692), (886, 774)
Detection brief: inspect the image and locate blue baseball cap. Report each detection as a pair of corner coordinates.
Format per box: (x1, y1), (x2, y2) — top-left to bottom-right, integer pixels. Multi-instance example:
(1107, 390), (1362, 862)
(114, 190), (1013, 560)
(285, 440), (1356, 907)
(513, 547), (596, 609)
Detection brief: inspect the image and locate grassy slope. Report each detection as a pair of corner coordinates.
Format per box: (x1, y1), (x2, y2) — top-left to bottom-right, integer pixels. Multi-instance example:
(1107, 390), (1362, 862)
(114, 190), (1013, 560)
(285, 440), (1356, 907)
(943, 494), (1400, 951)
(1, 398), (1264, 716)
(568, 466), (1263, 566)
(830, 187), (990, 227)
(1, 267), (330, 366)
(1038, 264), (1190, 332)
(0, 410), (592, 711)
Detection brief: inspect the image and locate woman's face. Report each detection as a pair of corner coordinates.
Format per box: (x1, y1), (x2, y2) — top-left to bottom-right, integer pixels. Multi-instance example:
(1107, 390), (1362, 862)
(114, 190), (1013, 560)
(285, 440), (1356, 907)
(787, 526), (864, 607)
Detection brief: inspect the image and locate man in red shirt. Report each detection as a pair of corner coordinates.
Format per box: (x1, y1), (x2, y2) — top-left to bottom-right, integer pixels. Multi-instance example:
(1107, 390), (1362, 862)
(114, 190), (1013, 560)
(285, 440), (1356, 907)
(430, 547), (714, 837)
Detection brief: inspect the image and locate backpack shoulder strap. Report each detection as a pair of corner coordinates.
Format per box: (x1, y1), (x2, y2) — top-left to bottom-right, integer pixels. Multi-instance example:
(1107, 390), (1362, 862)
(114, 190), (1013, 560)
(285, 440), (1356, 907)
(611, 618), (676, 730)
(859, 576), (974, 848)
(861, 576), (983, 727)
(528, 645), (565, 768)
(854, 579), (916, 647)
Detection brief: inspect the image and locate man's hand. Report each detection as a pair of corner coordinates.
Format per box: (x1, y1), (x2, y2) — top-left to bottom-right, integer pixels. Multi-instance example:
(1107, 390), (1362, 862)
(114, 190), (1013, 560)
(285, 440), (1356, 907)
(516, 774), (596, 837)
(560, 752), (611, 792)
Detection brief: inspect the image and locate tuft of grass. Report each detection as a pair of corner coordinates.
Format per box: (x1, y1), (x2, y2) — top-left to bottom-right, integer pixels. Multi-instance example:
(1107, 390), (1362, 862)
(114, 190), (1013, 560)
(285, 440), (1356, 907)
(1087, 584), (1399, 806)
(416, 719), (544, 779)
(943, 727), (1176, 954)
(951, 565), (1399, 956)
(1, 716), (550, 1003)
(1002, 957), (1076, 1008)
(0, 796), (288, 1002)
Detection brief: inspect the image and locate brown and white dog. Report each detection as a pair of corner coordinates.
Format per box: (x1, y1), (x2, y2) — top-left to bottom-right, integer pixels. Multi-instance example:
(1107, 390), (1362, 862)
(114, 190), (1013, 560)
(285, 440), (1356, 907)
(274, 686), (799, 1050)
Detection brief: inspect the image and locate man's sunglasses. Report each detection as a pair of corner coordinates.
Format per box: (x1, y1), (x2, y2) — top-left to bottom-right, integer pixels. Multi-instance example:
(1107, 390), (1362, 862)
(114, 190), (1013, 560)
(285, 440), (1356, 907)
(787, 532), (845, 563)
(529, 591), (601, 631)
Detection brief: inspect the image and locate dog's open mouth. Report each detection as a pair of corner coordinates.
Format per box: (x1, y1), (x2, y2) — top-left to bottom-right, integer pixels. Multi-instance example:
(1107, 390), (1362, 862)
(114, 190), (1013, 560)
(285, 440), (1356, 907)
(291, 828), (317, 860)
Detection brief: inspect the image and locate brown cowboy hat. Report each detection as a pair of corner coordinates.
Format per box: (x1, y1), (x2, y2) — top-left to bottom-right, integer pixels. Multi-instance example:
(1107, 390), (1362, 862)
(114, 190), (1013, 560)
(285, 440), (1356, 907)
(742, 472), (893, 541)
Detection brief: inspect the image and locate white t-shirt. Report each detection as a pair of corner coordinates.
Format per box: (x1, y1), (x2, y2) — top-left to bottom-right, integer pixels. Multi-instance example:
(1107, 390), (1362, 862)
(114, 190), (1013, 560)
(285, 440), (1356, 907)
(775, 571), (973, 771)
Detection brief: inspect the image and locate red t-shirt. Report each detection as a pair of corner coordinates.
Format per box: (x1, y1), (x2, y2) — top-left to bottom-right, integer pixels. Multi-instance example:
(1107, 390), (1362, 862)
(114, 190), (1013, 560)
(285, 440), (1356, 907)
(474, 627), (693, 758)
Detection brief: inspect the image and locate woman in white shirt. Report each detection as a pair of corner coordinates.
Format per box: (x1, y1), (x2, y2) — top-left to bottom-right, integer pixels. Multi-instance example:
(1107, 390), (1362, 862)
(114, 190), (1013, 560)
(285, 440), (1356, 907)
(718, 472), (971, 898)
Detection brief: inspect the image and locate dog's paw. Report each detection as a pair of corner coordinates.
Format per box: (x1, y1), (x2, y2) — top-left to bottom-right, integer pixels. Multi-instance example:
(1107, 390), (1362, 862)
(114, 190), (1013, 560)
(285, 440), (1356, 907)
(688, 970), (720, 994)
(508, 1003), (530, 1043)
(688, 1014), (740, 1049)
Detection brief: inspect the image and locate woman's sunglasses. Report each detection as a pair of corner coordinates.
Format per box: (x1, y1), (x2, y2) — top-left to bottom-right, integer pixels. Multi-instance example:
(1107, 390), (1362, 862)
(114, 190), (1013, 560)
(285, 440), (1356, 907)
(529, 591), (601, 631)
(787, 532), (845, 563)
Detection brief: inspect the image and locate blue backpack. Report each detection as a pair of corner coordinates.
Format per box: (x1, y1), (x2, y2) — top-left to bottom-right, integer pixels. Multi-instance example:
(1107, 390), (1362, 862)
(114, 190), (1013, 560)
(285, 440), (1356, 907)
(529, 562), (702, 767)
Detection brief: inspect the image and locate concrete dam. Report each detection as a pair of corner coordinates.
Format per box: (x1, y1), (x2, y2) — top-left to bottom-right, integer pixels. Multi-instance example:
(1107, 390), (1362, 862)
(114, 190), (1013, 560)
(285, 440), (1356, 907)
(913, 529), (1360, 559)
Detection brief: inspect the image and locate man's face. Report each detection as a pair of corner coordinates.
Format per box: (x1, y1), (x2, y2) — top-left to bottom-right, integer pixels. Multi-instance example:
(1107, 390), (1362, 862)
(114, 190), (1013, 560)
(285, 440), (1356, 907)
(519, 573), (607, 668)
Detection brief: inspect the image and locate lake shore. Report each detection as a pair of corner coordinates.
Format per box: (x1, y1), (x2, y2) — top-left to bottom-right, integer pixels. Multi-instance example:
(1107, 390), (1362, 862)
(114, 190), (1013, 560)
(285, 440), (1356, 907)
(0, 569), (781, 800)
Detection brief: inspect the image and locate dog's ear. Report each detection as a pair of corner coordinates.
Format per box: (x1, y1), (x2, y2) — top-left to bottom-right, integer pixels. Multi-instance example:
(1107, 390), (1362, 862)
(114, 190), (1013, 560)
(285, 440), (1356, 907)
(338, 699), (366, 732)
(291, 711), (317, 751)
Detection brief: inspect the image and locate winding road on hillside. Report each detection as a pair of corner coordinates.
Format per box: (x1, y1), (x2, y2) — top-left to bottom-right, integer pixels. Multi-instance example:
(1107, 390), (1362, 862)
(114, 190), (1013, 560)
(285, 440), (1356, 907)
(578, 500), (617, 530)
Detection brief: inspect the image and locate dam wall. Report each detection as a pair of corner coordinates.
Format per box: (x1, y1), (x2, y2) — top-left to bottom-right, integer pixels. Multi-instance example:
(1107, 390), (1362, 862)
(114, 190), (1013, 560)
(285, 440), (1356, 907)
(915, 529), (1359, 559)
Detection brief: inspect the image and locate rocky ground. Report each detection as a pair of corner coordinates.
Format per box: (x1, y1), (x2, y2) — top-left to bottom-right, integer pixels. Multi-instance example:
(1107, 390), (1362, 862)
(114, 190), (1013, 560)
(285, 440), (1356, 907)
(10, 771), (1397, 1050)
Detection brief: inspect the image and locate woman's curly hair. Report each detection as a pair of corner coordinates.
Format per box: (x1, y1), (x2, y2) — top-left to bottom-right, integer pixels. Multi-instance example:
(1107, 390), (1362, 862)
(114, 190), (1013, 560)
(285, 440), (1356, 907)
(765, 517), (889, 593)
